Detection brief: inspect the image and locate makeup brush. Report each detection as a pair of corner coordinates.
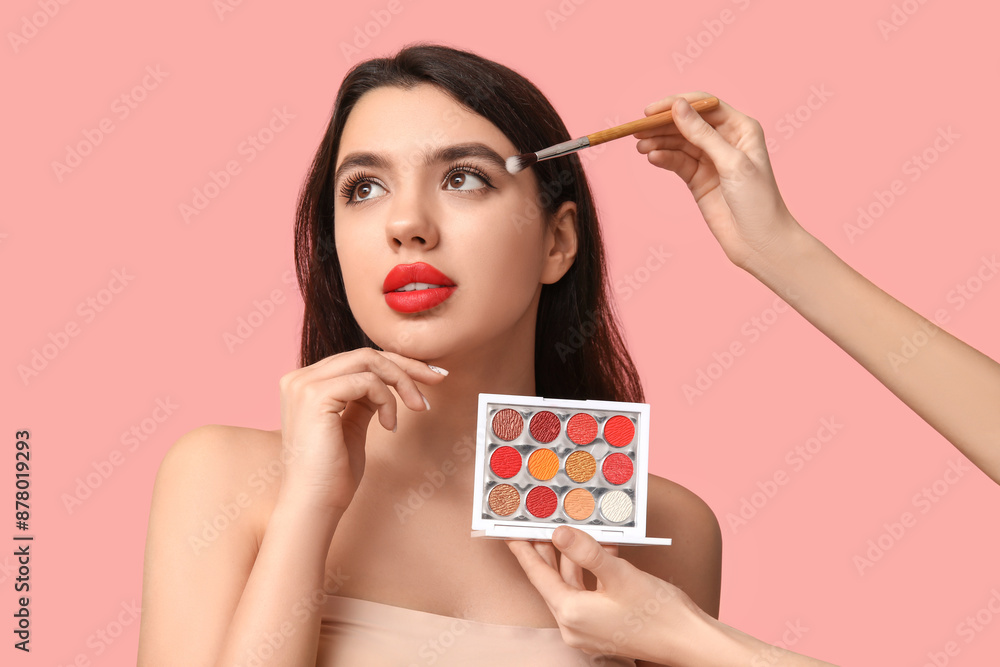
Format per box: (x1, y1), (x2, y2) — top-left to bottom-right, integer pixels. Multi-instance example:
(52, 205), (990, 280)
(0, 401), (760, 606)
(505, 96), (720, 174)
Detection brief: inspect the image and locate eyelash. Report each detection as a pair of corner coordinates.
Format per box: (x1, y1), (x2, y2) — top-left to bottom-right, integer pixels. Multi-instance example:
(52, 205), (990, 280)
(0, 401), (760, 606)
(338, 162), (496, 205)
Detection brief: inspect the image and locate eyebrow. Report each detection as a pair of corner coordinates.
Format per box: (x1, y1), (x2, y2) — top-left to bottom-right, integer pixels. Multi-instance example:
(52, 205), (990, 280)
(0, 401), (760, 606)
(333, 142), (508, 188)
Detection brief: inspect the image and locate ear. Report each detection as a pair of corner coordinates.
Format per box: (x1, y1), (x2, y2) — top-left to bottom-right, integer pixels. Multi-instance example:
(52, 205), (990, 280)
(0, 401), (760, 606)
(540, 201), (578, 285)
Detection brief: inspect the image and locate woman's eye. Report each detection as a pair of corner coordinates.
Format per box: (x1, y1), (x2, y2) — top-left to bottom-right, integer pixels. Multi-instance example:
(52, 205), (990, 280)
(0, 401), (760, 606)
(352, 181), (386, 202)
(445, 171), (487, 191)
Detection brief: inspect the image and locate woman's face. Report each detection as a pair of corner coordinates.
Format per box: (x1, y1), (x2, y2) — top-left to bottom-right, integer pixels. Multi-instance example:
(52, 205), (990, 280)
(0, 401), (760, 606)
(333, 83), (576, 363)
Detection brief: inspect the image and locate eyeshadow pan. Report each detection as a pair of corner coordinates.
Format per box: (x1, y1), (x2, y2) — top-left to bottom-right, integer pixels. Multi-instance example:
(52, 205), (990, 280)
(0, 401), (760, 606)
(526, 486), (557, 518)
(527, 448), (559, 481)
(489, 445), (521, 478)
(567, 413), (598, 445)
(492, 408), (523, 441)
(604, 415), (635, 447)
(565, 450), (596, 483)
(602, 452), (633, 485)
(488, 484), (520, 516)
(529, 410), (560, 443)
(600, 490), (633, 522)
(564, 488), (595, 520)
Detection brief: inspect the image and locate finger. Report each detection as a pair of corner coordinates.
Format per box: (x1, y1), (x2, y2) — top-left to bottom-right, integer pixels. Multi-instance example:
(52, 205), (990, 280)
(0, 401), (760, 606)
(296, 348), (440, 413)
(643, 148), (702, 185)
(377, 350), (451, 383)
(505, 539), (577, 603)
(635, 134), (696, 156)
(642, 90), (716, 117)
(634, 92), (735, 139)
(632, 123), (684, 141)
(533, 540), (559, 570)
(551, 526), (625, 589)
(310, 348), (447, 389)
(635, 135), (705, 160)
(322, 372), (400, 432)
(558, 543), (585, 590)
(668, 97), (746, 173)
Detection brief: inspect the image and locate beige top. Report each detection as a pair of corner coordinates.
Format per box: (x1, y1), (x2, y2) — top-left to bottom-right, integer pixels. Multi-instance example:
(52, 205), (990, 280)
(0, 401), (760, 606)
(319, 594), (638, 666)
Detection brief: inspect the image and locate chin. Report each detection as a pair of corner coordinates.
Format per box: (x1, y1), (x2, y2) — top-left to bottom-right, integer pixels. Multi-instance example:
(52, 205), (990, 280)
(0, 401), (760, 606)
(367, 323), (458, 361)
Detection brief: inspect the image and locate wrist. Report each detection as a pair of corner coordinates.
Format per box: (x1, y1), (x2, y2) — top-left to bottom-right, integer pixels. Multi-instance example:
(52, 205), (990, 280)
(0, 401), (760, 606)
(739, 219), (821, 296)
(272, 491), (345, 539)
(635, 591), (727, 667)
(666, 611), (753, 667)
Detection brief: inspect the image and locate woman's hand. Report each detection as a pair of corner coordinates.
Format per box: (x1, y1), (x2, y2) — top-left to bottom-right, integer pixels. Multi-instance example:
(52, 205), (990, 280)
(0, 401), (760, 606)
(634, 92), (802, 271)
(277, 348), (447, 516)
(505, 525), (709, 664)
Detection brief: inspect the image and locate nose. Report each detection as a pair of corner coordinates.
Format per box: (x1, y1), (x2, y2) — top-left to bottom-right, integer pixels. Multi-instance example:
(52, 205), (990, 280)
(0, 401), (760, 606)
(384, 182), (439, 250)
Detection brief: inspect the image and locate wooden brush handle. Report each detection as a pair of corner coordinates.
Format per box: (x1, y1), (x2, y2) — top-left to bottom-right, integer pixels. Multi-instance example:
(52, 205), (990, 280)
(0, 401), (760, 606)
(586, 96), (720, 146)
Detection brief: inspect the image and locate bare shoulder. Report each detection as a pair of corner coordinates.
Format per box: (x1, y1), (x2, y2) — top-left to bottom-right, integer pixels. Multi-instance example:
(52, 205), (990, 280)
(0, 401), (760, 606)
(645, 473), (721, 543)
(152, 424), (284, 539)
(617, 473), (722, 617)
(138, 424), (283, 664)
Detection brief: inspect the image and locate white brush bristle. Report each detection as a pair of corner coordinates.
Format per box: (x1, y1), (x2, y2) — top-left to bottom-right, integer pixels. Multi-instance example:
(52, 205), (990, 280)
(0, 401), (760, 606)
(505, 155), (526, 174)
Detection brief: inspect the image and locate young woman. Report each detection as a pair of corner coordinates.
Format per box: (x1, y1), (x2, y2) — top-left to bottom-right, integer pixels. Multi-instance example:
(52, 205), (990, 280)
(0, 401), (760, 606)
(137, 45), (722, 666)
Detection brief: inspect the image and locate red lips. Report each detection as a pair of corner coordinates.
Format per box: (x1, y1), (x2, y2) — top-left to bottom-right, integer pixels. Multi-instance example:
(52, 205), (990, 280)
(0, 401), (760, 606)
(382, 262), (457, 314)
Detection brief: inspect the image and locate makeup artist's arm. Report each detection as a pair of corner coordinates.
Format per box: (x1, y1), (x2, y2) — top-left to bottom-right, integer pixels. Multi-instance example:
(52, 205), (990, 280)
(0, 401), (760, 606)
(635, 92), (1000, 483)
(137, 350), (445, 666)
(507, 525), (838, 666)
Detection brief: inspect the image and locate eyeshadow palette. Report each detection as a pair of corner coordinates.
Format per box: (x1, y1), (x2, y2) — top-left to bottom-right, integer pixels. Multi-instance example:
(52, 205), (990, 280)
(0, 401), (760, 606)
(471, 393), (672, 546)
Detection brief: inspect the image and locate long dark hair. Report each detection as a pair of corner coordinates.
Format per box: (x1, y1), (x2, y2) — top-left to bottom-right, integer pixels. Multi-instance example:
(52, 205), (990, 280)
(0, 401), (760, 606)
(293, 43), (643, 403)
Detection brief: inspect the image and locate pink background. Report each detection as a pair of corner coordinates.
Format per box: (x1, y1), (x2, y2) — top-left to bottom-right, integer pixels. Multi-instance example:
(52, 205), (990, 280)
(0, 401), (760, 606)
(4, 1), (999, 664)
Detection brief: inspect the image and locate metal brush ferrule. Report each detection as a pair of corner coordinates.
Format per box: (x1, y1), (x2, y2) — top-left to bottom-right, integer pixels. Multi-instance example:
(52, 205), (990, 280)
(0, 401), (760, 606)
(534, 136), (590, 162)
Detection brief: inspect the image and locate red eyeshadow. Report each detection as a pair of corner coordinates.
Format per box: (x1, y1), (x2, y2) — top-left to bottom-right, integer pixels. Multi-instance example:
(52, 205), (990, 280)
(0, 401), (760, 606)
(602, 453), (633, 485)
(604, 415), (635, 447)
(567, 413), (598, 445)
(526, 486), (557, 518)
(490, 446), (521, 478)
(529, 411), (560, 443)
(492, 409), (523, 441)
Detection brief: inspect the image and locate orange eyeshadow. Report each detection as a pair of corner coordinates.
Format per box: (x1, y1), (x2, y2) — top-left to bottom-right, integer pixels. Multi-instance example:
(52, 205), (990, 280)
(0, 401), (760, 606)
(563, 488), (595, 520)
(527, 448), (559, 481)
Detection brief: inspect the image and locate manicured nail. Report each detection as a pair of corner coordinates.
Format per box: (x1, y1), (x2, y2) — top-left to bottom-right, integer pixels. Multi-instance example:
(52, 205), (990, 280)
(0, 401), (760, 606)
(428, 365), (449, 375)
(422, 395), (431, 410)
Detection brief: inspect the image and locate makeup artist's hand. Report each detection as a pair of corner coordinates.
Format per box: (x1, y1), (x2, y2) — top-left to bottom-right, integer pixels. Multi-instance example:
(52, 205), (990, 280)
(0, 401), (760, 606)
(507, 526), (839, 667)
(634, 92), (802, 272)
(506, 525), (707, 663)
(277, 349), (447, 516)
